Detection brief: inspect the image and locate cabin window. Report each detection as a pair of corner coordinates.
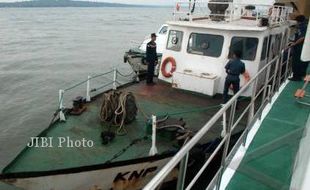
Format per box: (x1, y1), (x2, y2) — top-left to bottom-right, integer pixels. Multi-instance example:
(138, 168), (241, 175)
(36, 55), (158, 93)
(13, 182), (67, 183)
(167, 30), (183, 51)
(159, 26), (168, 35)
(261, 37), (268, 61)
(229, 37), (258, 61)
(187, 33), (224, 57)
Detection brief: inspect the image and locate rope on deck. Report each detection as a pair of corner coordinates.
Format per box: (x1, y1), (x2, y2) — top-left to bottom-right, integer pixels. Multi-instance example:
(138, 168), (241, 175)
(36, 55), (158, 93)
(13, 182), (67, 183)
(99, 91), (138, 136)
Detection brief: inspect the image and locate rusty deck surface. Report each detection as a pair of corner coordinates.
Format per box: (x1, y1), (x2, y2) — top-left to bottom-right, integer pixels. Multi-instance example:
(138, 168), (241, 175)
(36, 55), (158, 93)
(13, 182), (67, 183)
(3, 79), (248, 174)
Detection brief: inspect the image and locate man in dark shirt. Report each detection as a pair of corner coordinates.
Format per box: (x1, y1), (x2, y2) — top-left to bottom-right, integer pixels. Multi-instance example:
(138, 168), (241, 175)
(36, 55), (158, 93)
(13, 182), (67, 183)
(223, 50), (246, 103)
(289, 15), (308, 81)
(146, 33), (158, 85)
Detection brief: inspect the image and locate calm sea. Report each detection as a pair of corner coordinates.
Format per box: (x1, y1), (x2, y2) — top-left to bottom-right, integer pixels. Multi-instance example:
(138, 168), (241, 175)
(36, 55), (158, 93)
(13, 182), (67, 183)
(0, 7), (171, 170)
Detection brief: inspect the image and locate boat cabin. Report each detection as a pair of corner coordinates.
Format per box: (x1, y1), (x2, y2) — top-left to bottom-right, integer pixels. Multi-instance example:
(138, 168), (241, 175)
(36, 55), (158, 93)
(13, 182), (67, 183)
(159, 1), (294, 97)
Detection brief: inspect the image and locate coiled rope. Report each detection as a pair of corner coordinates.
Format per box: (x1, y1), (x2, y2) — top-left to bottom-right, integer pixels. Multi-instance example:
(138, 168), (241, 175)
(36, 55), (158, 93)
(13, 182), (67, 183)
(99, 91), (137, 135)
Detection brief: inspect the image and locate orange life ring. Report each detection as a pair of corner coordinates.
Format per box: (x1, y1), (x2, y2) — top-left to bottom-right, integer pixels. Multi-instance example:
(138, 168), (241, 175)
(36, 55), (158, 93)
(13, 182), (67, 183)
(230, 71), (251, 90)
(161, 57), (177, 78)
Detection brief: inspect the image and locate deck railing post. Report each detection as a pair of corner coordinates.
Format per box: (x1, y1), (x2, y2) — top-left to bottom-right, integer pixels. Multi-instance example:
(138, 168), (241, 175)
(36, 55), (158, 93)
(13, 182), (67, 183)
(149, 115), (158, 156)
(261, 64), (271, 111)
(221, 106), (227, 138)
(216, 100), (236, 190)
(244, 78), (258, 145)
(277, 51), (284, 88)
(271, 58), (280, 95)
(59, 89), (66, 121)
(177, 152), (189, 190)
(113, 68), (117, 90)
(86, 76), (91, 102)
(248, 78), (258, 123)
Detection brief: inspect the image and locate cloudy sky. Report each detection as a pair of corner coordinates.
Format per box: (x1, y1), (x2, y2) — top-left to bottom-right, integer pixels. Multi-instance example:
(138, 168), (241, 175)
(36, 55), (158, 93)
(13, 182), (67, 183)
(0, 0), (174, 5)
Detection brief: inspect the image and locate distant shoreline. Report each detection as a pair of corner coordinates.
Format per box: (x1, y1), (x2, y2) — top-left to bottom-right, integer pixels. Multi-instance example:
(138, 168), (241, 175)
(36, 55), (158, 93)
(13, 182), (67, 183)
(0, 6), (170, 8)
(0, 0), (171, 8)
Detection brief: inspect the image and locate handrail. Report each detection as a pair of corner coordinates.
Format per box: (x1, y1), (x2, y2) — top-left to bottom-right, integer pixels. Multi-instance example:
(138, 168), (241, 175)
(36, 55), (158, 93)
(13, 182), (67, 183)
(143, 46), (292, 189)
(173, 0), (293, 25)
(57, 68), (136, 121)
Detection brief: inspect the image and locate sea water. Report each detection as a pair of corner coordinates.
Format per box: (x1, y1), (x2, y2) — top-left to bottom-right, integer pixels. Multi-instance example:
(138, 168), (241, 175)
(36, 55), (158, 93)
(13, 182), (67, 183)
(0, 7), (170, 169)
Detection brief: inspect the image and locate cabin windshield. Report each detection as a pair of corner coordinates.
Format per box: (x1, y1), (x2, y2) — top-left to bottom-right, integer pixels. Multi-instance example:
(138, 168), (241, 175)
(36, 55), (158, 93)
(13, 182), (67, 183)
(159, 26), (168, 34)
(229, 37), (258, 61)
(187, 33), (224, 58)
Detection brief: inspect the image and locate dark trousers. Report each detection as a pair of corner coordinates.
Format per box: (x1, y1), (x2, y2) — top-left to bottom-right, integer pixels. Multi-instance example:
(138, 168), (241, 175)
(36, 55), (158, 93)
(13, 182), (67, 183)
(292, 61), (309, 79)
(223, 78), (240, 103)
(146, 61), (155, 84)
(292, 46), (309, 79)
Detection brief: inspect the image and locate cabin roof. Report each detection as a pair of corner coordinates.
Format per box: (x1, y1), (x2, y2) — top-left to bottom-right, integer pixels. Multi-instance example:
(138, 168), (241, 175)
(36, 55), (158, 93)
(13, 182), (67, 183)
(167, 19), (269, 32)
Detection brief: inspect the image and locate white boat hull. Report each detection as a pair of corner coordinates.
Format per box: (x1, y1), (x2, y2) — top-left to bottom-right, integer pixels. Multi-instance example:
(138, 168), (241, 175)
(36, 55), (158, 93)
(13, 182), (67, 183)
(1, 156), (176, 190)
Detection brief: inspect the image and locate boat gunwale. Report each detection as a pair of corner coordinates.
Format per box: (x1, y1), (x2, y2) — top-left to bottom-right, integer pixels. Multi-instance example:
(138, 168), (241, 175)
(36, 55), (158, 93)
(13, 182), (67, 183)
(0, 152), (174, 180)
(1, 81), (143, 178)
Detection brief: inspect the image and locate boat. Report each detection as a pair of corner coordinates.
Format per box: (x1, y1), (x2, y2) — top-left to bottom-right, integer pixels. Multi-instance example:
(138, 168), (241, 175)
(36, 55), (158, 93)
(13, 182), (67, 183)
(143, 1), (310, 190)
(1, 0), (308, 190)
(123, 24), (168, 77)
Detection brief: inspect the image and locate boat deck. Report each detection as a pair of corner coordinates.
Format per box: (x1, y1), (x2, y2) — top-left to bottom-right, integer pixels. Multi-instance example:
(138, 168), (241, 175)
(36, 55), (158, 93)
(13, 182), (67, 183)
(226, 80), (310, 190)
(3, 80), (237, 174)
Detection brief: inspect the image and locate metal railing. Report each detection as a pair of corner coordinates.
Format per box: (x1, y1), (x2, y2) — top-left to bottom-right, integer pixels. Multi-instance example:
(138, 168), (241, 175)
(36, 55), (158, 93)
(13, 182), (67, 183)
(143, 47), (292, 190)
(57, 68), (136, 121)
(173, 0), (293, 25)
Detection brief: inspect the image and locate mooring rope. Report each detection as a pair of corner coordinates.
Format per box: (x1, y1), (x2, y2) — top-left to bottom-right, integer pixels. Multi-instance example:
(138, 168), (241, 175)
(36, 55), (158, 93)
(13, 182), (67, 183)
(99, 91), (137, 136)
(114, 92), (135, 135)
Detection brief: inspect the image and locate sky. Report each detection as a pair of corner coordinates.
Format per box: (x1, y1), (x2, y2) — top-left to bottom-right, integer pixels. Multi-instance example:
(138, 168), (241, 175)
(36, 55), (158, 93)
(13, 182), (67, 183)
(0, 0), (174, 5)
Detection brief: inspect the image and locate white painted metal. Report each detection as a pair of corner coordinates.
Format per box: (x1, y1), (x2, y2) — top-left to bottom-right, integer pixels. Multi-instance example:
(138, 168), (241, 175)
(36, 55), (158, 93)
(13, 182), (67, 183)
(234, 0), (274, 6)
(159, 0), (292, 97)
(58, 89), (66, 121)
(5, 158), (174, 190)
(173, 1), (292, 25)
(56, 69), (136, 123)
(113, 68), (117, 90)
(301, 18), (310, 62)
(167, 20), (268, 32)
(86, 76), (91, 102)
(221, 108), (227, 138)
(149, 115), (158, 156)
(172, 71), (220, 96)
(159, 24), (290, 97)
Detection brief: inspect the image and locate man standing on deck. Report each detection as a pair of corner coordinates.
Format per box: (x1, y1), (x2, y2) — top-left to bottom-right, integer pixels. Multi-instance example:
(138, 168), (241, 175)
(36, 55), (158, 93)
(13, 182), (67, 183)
(223, 50), (246, 103)
(146, 33), (158, 85)
(289, 15), (309, 81)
